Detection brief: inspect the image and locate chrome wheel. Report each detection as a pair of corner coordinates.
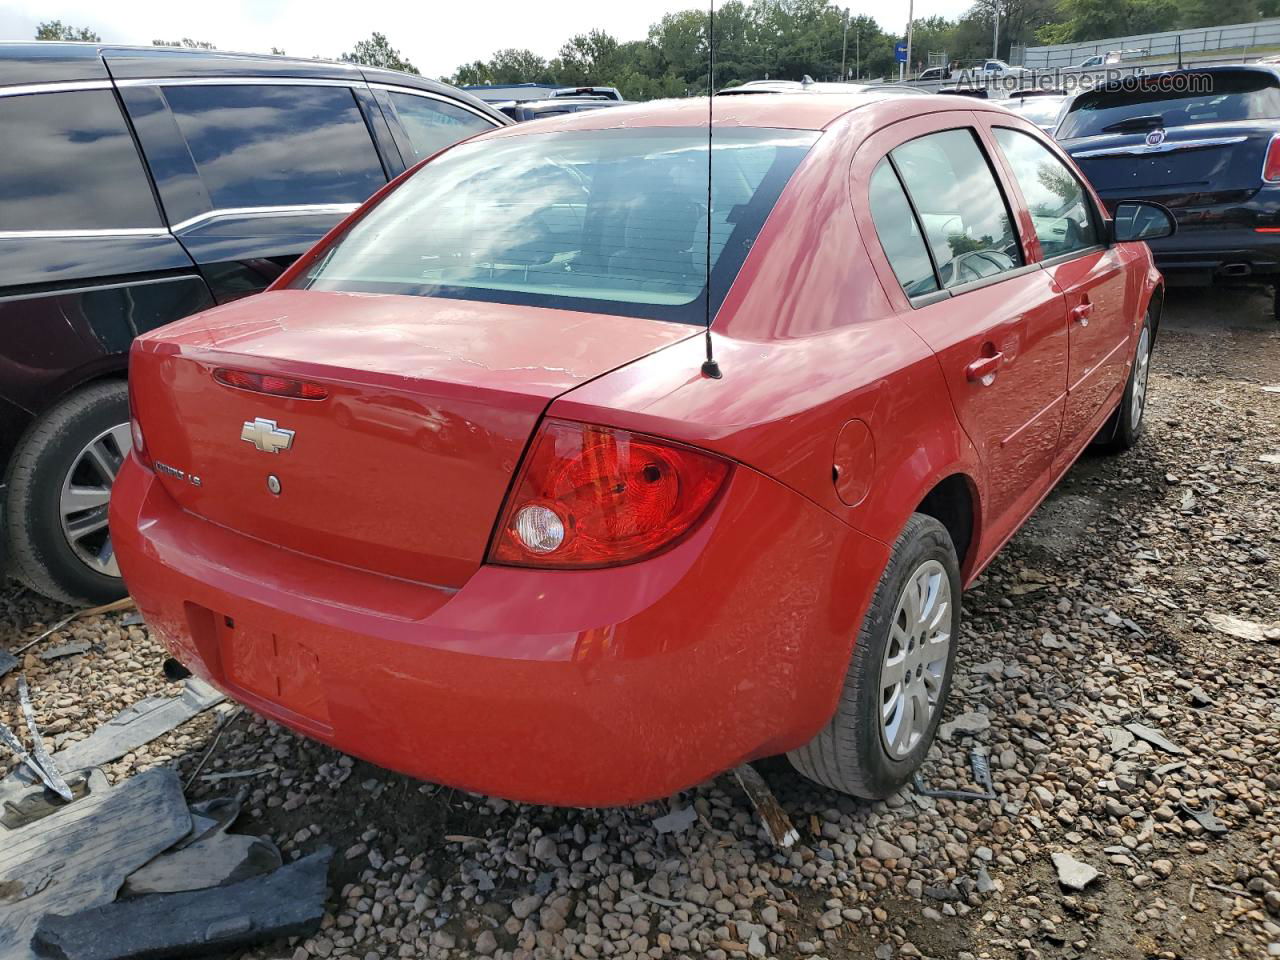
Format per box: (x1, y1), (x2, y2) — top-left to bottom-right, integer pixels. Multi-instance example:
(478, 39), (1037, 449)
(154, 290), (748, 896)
(879, 559), (952, 760)
(58, 423), (131, 577)
(1131, 325), (1151, 428)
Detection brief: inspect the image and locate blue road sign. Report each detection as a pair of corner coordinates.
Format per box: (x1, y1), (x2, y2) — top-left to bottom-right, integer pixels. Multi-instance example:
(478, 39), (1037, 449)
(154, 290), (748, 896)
(894, 42), (907, 63)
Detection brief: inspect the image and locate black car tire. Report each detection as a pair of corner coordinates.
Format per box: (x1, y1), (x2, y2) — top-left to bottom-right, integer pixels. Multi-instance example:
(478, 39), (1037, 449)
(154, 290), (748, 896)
(1096, 311), (1153, 453)
(787, 513), (961, 799)
(4, 380), (131, 605)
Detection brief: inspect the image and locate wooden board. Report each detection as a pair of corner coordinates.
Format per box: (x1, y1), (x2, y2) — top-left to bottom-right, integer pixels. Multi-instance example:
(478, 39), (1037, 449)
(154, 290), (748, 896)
(0, 768), (191, 960)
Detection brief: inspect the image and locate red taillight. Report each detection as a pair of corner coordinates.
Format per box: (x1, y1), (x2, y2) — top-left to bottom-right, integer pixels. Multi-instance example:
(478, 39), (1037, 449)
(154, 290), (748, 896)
(1263, 134), (1280, 183)
(213, 368), (328, 400)
(489, 419), (732, 569)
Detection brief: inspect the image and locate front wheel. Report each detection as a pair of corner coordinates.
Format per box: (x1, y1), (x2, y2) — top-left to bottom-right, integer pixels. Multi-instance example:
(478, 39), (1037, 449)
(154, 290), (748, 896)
(1097, 312), (1153, 453)
(787, 513), (961, 799)
(4, 381), (132, 604)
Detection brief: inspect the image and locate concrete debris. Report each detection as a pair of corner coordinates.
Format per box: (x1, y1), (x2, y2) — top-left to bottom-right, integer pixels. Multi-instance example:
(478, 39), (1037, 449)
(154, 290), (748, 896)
(939, 711), (991, 740)
(53, 678), (224, 772)
(0, 768), (190, 960)
(1124, 722), (1187, 756)
(1103, 725), (1136, 753)
(651, 804), (698, 834)
(732, 764), (798, 849)
(32, 848), (332, 960)
(38, 640), (93, 662)
(0, 648), (17, 679)
(1205, 611), (1279, 643)
(1051, 851), (1100, 891)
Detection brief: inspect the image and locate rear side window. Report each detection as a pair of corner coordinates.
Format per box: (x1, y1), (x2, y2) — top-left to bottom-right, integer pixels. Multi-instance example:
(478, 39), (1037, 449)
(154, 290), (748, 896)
(868, 159), (938, 296)
(890, 129), (1022, 289)
(1058, 71), (1280, 138)
(162, 84), (385, 209)
(388, 92), (493, 163)
(994, 128), (1098, 259)
(296, 127), (818, 325)
(0, 90), (161, 231)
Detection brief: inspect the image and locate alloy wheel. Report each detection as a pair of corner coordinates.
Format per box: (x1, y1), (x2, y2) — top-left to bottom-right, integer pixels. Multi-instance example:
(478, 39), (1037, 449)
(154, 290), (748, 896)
(58, 423), (132, 578)
(1131, 325), (1151, 429)
(879, 558), (952, 760)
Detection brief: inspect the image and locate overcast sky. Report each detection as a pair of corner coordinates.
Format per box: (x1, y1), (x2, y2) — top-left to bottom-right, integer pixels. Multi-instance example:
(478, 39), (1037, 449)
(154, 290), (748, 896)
(0, 0), (975, 77)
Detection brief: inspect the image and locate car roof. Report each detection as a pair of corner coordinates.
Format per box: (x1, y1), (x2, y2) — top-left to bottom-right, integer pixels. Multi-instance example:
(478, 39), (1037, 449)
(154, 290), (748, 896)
(477, 91), (1016, 137)
(0, 42), (506, 122)
(1084, 62), (1280, 93)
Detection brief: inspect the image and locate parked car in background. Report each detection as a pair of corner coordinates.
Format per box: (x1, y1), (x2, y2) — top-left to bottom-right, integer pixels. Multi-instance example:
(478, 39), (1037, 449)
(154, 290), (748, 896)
(718, 77), (926, 96)
(916, 66), (951, 82)
(1002, 90), (1071, 133)
(980, 59), (1027, 77)
(496, 97), (626, 121)
(1058, 65), (1280, 315)
(463, 82), (624, 103)
(0, 42), (510, 605)
(113, 93), (1170, 806)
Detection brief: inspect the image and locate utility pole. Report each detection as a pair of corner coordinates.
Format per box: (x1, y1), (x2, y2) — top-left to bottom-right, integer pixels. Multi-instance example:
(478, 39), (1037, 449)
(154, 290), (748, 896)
(992, 2), (1000, 58)
(905, 0), (915, 80)
(855, 21), (860, 79)
(841, 8), (849, 80)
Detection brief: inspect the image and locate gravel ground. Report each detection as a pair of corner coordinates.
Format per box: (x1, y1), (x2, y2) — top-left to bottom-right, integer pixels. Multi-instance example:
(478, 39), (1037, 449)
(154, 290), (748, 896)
(3, 286), (1279, 960)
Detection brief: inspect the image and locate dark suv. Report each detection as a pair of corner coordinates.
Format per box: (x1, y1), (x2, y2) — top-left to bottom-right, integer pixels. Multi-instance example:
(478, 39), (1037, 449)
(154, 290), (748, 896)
(0, 43), (510, 604)
(1059, 66), (1280, 314)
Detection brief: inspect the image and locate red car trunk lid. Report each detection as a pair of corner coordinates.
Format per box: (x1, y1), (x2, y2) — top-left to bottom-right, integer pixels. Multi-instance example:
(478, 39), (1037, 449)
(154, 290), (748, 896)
(129, 290), (695, 588)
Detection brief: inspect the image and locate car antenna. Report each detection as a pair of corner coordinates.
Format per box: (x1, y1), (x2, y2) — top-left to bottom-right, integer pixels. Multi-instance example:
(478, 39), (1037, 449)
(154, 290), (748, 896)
(701, 0), (723, 379)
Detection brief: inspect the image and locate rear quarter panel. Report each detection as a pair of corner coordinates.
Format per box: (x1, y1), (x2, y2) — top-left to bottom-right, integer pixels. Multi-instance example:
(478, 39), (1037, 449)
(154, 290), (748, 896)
(551, 110), (985, 570)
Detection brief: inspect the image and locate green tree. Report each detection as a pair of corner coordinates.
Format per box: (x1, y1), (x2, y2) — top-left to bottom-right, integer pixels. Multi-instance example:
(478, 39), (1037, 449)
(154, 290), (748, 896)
(1035, 0), (1178, 43)
(35, 20), (100, 41)
(340, 32), (419, 74)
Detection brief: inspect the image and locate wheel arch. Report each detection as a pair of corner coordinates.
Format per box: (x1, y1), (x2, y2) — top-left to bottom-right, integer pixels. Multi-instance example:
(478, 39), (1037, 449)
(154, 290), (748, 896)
(913, 472), (981, 581)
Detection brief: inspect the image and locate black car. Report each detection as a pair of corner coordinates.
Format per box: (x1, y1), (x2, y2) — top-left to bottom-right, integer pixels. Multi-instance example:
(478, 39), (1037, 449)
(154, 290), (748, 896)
(1059, 66), (1280, 313)
(0, 43), (510, 604)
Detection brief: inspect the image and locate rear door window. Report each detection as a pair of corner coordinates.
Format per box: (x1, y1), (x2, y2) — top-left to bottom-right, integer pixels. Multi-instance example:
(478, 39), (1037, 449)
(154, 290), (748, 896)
(890, 129), (1022, 289)
(1058, 70), (1280, 138)
(387, 92), (494, 163)
(993, 128), (1098, 259)
(868, 159), (938, 296)
(0, 89), (161, 231)
(162, 84), (386, 209)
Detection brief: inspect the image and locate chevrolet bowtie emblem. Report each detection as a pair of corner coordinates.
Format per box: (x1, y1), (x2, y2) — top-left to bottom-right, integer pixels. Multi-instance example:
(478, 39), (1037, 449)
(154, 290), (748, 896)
(240, 417), (294, 454)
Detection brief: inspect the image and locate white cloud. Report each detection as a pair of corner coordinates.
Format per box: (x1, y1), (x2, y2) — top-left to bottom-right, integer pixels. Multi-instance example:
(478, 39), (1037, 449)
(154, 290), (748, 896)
(0, 0), (974, 79)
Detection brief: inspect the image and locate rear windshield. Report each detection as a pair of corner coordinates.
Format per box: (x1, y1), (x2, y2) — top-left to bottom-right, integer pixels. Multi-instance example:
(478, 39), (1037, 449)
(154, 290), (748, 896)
(294, 127), (818, 324)
(1058, 70), (1280, 139)
(1009, 97), (1066, 128)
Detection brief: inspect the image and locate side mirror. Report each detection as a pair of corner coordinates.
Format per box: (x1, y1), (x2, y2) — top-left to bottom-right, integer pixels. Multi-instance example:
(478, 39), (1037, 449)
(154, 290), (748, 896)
(1112, 200), (1177, 243)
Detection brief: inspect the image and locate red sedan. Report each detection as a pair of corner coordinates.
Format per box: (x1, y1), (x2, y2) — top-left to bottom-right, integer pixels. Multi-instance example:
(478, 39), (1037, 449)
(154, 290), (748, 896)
(111, 93), (1173, 806)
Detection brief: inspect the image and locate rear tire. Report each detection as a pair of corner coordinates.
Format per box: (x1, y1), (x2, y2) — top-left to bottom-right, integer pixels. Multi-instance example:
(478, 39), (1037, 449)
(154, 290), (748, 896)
(4, 381), (132, 605)
(1097, 311), (1153, 453)
(787, 513), (961, 799)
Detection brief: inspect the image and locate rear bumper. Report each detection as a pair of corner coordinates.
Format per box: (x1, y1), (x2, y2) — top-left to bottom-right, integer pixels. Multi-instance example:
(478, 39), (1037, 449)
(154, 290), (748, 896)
(110, 453), (887, 806)
(1149, 238), (1280, 285)
(1140, 194), (1280, 286)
